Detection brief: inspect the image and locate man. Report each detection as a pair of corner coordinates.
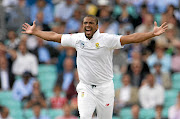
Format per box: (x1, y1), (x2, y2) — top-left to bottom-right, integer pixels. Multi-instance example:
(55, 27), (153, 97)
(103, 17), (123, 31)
(115, 74), (138, 108)
(12, 71), (35, 101)
(131, 104), (140, 119)
(139, 73), (164, 109)
(114, 74), (138, 115)
(153, 105), (167, 119)
(153, 62), (171, 89)
(0, 56), (15, 90)
(22, 15), (168, 119)
(0, 106), (13, 119)
(24, 80), (47, 109)
(56, 57), (76, 100)
(128, 59), (148, 87)
(30, 103), (50, 119)
(12, 40), (38, 77)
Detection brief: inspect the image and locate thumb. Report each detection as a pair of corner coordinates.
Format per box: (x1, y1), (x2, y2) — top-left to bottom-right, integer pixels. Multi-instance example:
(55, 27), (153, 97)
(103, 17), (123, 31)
(154, 21), (157, 27)
(33, 21), (36, 26)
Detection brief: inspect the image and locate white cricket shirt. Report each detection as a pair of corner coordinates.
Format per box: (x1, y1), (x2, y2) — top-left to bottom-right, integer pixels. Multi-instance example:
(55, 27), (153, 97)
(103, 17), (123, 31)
(61, 30), (123, 85)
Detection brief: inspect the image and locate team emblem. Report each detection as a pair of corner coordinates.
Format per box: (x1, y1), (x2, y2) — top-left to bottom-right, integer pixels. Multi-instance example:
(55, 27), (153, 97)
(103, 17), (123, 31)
(95, 43), (100, 49)
(81, 92), (84, 97)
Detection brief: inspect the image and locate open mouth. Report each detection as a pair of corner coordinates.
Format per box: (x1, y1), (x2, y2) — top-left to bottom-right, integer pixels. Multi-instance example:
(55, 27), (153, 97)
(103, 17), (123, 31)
(85, 28), (92, 34)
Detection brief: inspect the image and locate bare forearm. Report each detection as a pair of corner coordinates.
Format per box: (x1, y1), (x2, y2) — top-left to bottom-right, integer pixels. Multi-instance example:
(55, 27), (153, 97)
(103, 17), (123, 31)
(121, 32), (156, 45)
(128, 32), (155, 43)
(33, 30), (62, 43)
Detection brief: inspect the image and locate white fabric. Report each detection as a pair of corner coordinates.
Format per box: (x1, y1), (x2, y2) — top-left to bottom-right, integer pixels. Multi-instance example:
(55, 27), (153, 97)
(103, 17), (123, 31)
(139, 84), (164, 109)
(168, 105), (180, 119)
(76, 80), (114, 119)
(120, 85), (131, 103)
(61, 30), (123, 85)
(0, 70), (9, 90)
(12, 52), (38, 76)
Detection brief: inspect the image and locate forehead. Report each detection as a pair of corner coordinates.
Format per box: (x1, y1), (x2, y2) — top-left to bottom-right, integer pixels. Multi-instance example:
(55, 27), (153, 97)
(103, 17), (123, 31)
(83, 17), (96, 23)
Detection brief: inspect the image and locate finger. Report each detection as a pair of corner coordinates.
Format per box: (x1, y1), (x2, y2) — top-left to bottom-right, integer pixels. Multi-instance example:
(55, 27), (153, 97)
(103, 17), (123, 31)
(160, 22), (167, 28)
(164, 28), (168, 31)
(161, 29), (167, 33)
(163, 25), (168, 29)
(21, 31), (25, 33)
(154, 21), (157, 27)
(33, 21), (36, 26)
(22, 27), (27, 31)
(23, 24), (29, 29)
(25, 23), (30, 27)
(22, 24), (28, 29)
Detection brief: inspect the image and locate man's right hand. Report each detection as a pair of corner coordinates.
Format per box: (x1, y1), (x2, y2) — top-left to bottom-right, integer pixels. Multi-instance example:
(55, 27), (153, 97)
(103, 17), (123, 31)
(21, 21), (62, 43)
(22, 21), (37, 35)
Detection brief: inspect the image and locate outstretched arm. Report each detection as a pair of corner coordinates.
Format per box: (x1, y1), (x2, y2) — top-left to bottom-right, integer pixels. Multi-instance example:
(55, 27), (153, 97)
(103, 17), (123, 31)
(120, 22), (168, 45)
(22, 21), (62, 43)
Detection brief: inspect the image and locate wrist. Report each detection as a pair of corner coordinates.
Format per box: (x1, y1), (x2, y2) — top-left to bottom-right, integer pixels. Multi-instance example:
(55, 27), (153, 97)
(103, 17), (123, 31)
(32, 29), (39, 35)
(151, 31), (156, 37)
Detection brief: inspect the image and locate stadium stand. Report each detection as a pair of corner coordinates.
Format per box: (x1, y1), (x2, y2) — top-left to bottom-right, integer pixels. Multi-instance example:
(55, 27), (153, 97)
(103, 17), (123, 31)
(0, 0), (180, 118)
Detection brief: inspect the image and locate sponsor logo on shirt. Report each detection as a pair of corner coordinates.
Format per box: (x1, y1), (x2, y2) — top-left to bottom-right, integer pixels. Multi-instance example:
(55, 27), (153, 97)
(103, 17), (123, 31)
(106, 103), (109, 106)
(80, 41), (85, 49)
(95, 43), (100, 49)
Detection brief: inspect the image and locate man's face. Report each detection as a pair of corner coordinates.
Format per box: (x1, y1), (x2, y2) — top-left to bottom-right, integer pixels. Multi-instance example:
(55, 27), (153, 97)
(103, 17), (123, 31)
(147, 74), (155, 87)
(83, 17), (98, 39)
(19, 42), (27, 54)
(122, 75), (130, 86)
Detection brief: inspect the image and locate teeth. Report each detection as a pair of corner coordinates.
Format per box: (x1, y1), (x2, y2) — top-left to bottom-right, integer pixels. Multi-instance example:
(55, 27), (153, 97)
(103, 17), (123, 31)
(85, 28), (91, 31)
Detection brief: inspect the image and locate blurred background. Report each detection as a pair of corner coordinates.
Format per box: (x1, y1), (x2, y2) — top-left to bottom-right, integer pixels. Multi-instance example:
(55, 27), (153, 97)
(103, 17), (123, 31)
(0, 0), (180, 119)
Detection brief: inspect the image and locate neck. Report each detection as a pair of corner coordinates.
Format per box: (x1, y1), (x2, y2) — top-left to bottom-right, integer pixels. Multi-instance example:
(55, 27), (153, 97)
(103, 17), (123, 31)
(65, 70), (72, 73)
(87, 37), (92, 40)
(149, 84), (154, 88)
(156, 71), (161, 74)
(86, 29), (98, 40)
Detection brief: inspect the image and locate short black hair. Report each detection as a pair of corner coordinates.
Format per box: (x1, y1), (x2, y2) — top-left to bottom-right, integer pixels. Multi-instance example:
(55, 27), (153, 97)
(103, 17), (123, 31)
(83, 15), (98, 25)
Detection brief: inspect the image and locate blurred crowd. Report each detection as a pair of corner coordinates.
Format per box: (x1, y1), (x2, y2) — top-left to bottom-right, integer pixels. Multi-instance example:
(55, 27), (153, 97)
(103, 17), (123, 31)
(0, 0), (180, 119)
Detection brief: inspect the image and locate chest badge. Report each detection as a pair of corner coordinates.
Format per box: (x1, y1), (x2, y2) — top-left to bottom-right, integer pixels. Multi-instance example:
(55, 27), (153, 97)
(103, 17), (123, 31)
(95, 43), (100, 49)
(81, 92), (84, 97)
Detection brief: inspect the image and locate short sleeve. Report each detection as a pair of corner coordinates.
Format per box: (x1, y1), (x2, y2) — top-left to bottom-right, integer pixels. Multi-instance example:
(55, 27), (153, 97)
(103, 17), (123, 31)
(104, 34), (123, 49)
(61, 34), (77, 48)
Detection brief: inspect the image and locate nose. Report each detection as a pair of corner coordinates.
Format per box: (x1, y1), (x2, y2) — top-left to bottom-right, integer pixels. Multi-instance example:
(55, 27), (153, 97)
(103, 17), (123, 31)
(86, 23), (90, 27)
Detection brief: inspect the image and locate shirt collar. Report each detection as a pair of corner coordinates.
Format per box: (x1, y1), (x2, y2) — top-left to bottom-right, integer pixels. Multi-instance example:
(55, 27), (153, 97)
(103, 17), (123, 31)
(92, 29), (100, 39)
